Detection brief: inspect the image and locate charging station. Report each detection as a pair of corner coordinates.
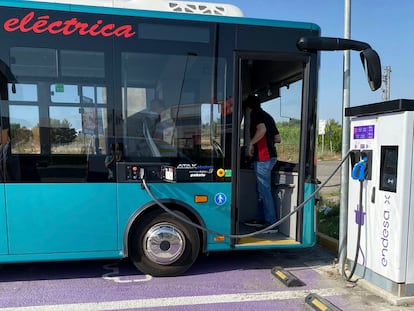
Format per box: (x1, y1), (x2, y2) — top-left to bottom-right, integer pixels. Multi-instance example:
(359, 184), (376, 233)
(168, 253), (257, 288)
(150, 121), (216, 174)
(345, 99), (414, 298)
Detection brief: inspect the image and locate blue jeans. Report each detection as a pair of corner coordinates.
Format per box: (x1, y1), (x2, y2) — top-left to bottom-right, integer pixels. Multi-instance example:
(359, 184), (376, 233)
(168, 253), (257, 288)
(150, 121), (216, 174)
(254, 158), (277, 224)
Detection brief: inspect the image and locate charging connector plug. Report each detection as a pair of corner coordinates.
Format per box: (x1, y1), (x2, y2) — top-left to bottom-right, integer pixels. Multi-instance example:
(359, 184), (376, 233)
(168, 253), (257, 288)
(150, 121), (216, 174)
(139, 168), (145, 180)
(351, 156), (368, 181)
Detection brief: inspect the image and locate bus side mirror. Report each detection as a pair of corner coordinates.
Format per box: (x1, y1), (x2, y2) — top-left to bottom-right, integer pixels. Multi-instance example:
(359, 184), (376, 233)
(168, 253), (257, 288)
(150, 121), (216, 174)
(297, 36), (382, 92)
(360, 48), (382, 91)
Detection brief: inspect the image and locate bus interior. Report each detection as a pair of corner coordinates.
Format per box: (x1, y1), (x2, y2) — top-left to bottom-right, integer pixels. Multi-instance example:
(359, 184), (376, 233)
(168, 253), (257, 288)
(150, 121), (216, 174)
(235, 57), (304, 246)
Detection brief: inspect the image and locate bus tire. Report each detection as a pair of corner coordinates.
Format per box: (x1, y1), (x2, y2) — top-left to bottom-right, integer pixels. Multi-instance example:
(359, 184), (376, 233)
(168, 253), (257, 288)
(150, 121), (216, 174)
(129, 210), (200, 277)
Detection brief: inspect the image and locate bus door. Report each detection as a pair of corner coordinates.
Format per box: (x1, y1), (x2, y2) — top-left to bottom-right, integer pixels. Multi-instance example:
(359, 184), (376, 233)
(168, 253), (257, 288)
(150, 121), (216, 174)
(235, 55), (303, 244)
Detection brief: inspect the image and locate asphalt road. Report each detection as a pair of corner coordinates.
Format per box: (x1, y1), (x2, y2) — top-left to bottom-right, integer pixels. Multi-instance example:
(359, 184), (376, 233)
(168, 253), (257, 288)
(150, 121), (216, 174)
(317, 160), (342, 198)
(0, 246), (411, 310)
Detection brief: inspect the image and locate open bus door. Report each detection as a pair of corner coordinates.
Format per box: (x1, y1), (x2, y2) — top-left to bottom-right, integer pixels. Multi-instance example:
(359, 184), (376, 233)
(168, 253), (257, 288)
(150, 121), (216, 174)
(233, 54), (311, 248)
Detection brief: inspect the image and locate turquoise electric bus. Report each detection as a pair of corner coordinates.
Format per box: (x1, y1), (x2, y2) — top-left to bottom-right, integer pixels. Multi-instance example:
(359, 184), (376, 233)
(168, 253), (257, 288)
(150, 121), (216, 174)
(0, 0), (381, 276)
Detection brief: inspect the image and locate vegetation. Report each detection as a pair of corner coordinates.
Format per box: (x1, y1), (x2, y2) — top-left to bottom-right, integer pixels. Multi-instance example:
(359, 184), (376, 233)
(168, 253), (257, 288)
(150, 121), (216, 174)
(277, 118), (344, 162)
(11, 119), (80, 154)
(10, 123), (33, 145)
(317, 119), (342, 157)
(315, 119), (342, 239)
(277, 118), (300, 145)
(316, 195), (340, 240)
(276, 118), (300, 162)
(276, 118), (343, 162)
(49, 119), (77, 145)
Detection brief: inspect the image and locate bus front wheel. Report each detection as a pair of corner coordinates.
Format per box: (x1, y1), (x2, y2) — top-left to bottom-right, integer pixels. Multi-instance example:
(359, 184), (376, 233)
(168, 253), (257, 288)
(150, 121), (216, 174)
(129, 211), (200, 277)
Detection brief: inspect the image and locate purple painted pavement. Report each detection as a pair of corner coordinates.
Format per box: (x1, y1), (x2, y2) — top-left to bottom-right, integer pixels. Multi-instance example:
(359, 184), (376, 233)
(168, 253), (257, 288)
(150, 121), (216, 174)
(0, 246), (372, 310)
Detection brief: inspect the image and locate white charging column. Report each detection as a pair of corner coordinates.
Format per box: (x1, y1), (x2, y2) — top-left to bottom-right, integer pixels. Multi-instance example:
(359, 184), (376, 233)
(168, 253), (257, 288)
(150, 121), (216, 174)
(346, 99), (414, 297)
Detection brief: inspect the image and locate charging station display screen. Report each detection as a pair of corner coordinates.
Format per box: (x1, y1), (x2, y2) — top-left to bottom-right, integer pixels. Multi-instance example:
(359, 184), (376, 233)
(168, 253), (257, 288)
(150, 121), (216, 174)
(353, 125), (375, 139)
(379, 146), (398, 192)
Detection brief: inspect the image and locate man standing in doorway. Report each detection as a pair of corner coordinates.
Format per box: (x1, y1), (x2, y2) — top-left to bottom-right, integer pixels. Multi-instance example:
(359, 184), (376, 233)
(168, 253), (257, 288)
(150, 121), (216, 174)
(245, 95), (281, 229)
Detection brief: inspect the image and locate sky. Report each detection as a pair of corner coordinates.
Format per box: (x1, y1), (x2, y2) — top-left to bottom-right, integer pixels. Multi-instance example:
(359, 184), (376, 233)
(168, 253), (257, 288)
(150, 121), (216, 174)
(191, 0), (412, 122)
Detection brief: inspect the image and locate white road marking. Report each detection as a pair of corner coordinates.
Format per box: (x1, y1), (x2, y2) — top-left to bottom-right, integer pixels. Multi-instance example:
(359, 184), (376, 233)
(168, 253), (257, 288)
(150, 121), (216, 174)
(0, 287), (346, 311)
(102, 262), (152, 283)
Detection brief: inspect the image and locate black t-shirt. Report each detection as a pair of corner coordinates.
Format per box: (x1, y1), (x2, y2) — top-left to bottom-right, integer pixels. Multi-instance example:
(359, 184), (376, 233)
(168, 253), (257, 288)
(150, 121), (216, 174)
(250, 108), (279, 161)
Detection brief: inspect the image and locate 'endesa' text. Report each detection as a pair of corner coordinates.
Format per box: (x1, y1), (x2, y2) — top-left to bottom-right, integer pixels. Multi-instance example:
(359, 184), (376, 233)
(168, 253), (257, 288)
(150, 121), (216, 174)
(3, 11), (136, 38)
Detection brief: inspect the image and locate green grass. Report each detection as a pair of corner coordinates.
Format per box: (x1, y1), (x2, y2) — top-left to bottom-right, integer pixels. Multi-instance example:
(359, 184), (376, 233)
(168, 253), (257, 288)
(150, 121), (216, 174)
(316, 197), (340, 240)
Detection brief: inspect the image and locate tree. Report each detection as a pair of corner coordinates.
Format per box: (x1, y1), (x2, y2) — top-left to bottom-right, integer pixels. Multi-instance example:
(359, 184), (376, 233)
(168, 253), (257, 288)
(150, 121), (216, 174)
(50, 119), (77, 144)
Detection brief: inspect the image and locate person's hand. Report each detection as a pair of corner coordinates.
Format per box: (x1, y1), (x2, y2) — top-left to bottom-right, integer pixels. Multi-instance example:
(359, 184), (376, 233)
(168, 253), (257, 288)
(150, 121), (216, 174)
(248, 144), (254, 157)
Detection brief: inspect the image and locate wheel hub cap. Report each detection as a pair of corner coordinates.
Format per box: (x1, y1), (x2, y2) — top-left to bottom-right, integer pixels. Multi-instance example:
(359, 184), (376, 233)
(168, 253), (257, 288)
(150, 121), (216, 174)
(143, 223), (186, 265)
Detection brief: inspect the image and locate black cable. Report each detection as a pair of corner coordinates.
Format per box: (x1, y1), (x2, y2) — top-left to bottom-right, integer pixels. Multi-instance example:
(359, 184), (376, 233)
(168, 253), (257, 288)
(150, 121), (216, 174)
(343, 178), (364, 282)
(141, 150), (352, 239)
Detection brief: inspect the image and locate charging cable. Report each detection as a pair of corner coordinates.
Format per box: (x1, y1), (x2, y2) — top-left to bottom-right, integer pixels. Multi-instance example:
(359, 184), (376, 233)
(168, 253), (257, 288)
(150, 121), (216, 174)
(343, 156), (367, 281)
(141, 150), (351, 239)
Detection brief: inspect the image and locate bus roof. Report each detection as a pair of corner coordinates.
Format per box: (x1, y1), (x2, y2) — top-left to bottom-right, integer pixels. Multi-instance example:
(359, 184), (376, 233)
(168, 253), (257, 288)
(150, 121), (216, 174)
(24, 0), (245, 17)
(0, 0), (320, 31)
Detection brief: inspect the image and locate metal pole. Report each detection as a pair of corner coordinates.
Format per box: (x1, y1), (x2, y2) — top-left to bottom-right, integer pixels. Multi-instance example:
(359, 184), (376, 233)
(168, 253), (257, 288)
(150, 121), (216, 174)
(322, 134), (324, 155)
(382, 66), (391, 101)
(339, 0), (351, 275)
